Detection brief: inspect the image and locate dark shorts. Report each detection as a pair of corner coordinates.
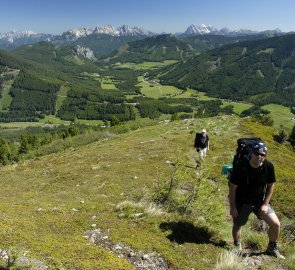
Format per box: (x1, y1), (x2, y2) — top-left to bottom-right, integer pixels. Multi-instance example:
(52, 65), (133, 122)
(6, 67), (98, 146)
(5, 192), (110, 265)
(234, 203), (275, 226)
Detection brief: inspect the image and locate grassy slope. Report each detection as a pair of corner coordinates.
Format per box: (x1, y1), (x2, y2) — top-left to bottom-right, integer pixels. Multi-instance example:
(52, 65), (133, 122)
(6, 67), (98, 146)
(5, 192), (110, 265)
(0, 115), (294, 269)
(0, 80), (13, 110)
(262, 104), (295, 133)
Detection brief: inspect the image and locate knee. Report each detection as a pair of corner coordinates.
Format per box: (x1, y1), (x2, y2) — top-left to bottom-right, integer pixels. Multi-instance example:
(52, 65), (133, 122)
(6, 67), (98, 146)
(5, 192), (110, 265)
(270, 219), (280, 231)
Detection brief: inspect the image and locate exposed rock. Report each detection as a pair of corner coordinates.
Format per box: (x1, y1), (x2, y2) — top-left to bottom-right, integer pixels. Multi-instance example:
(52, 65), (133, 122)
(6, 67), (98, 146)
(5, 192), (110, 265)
(85, 229), (172, 270)
(75, 45), (97, 61)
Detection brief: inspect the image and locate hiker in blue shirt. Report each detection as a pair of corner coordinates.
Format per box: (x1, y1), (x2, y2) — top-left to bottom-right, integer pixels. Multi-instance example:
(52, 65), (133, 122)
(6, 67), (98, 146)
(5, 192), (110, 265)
(229, 142), (285, 259)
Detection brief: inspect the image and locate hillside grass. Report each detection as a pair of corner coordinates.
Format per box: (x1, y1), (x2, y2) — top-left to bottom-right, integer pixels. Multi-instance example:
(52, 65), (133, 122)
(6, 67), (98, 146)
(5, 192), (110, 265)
(55, 85), (70, 112)
(262, 103), (295, 133)
(221, 101), (252, 115)
(100, 77), (118, 90)
(138, 77), (182, 98)
(0, 115), (293, 269)
(0, 80), (13, 110)
(113, 60), (178, 70)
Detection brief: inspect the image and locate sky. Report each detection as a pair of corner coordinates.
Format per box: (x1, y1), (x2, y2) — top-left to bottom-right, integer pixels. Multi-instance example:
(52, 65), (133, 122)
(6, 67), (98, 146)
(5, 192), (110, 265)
(0, 0), (295, 34)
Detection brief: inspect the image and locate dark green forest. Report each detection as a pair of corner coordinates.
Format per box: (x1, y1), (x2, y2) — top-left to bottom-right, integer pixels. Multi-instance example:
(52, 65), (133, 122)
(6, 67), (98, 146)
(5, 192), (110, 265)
(156, 34), (295, 106)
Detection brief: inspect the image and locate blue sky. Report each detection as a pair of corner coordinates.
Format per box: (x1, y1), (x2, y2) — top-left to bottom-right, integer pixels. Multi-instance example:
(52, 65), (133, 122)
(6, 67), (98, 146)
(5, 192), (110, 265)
(0, 0), (294, 34)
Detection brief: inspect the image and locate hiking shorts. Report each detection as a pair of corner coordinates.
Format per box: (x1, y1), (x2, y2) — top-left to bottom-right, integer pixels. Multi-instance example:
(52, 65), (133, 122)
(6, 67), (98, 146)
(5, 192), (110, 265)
(233, 203), (275, 226)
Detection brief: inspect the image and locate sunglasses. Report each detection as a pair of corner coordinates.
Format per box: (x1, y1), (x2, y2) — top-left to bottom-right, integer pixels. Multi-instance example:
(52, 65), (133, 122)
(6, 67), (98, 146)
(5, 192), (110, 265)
(253, 152), (266, 157)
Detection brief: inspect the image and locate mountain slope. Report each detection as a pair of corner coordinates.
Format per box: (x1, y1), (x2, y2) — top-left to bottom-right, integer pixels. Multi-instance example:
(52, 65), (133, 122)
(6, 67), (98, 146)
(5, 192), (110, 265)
(0, 115), (293, 269)
(102, 34), (198, 63)
(72, 33), (147, 58)
(157, 33), (295, 106)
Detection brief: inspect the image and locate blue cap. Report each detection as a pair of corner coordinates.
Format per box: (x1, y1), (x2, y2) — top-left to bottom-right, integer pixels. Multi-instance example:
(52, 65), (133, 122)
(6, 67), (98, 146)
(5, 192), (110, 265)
(252, 142), (267, 153)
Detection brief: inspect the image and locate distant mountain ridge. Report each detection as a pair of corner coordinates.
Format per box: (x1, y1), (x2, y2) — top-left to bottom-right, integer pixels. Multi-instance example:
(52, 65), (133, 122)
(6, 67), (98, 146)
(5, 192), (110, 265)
(0, 25), (154, 45)
(0, 23), (286, 48)
(183, 24), (283, 36)
(61, 24), (155, 41)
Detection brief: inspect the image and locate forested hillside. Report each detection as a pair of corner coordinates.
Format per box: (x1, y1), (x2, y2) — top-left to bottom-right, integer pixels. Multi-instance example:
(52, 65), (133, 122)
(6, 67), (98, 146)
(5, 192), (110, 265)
(102, 34), (198, 63)
(156, 33), (295, 106)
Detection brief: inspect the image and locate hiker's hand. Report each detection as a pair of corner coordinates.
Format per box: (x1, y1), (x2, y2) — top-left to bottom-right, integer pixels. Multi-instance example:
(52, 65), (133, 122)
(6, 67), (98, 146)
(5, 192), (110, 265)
(259, 204), (268, 216)
(230, 207), (238, 218)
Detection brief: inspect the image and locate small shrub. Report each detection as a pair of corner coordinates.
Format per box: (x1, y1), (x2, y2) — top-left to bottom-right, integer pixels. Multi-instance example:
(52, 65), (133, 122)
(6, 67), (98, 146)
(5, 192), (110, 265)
(214, 250), (247, 270)
(116, 200), (163, 219)
(289, 125), (295, 147)
(244, 232), (266, 250)
(273, 128), (288, 144)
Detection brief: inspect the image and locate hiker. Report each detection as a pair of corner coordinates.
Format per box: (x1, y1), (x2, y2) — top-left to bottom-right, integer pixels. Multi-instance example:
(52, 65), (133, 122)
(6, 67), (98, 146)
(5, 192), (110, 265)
(194, 129), (209, 160)
(229, 142), (285, 259)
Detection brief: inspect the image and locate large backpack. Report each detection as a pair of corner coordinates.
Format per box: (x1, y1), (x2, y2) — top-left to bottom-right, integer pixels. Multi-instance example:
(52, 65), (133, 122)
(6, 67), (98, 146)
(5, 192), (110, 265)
(232, 137), (263, 168)
(194, 132), (207, 149)
(222, 137), (265, 180)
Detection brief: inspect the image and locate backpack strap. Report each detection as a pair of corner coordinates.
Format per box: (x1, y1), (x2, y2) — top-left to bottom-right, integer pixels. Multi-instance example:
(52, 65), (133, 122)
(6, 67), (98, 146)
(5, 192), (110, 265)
(260, 160), (268, 204)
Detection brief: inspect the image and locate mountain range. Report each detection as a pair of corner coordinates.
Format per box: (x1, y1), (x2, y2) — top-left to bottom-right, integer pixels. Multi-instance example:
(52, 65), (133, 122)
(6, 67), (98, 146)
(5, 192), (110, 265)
(0, 24), (285, 48)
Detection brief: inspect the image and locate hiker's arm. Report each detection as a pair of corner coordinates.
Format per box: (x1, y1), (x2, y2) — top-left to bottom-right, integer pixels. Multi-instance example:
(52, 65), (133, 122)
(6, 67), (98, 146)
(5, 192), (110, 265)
(229, 183), (238, 218)
(260, 183), (275, 215)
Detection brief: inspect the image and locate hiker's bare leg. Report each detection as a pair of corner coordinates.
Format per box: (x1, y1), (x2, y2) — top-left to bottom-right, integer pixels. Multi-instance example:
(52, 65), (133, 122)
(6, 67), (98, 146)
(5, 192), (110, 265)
(232, 223), (242, 242)
(262, 213), (280, 242)
(199, 149), (204, 160)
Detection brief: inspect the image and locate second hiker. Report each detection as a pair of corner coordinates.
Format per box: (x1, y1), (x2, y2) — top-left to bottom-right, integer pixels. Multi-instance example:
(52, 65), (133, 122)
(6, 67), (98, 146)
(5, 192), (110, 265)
(194, 129), (210, 160)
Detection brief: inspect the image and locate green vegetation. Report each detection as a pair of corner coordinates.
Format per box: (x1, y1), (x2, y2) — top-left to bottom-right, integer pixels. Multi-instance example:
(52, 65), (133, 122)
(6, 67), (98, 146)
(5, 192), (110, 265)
(105, 34), (198, 64)
(1, 29), (295, 270)
(113, 60), (178, 70)
(0, 80), (13, 110)
(221, 101), (252, 115)
(138, 76), (182, 98)
(262, 104), (295, 133)
(157, 34), (295, 106)
(55, 85), (70, 112)
(100, 77), (118, 90)
(0, 115), (293, 269)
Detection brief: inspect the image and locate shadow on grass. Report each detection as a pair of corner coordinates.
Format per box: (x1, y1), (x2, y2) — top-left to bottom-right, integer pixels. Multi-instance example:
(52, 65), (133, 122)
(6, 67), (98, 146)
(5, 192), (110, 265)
(246, 251), (266, 257)
(160, 221), (226, 247)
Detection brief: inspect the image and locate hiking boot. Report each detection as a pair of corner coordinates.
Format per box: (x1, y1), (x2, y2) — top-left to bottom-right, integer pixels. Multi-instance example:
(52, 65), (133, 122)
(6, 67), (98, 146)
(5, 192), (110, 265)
(231, 241), (242, 252)
(266, 242), (285, 259)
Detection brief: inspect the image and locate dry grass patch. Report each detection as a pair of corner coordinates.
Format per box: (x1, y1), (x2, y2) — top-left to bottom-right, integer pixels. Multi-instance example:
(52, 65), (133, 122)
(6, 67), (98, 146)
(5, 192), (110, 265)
(214, 250), (248, 270)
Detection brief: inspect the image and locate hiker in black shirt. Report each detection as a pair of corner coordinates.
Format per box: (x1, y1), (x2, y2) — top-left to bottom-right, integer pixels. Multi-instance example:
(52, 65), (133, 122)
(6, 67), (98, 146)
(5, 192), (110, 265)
(229, 142), (285, 259)
(194, 128), (209, 160)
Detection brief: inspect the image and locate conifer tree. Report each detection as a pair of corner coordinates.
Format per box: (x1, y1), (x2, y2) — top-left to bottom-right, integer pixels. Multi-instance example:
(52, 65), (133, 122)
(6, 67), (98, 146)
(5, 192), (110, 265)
(289, 125), (295, 147)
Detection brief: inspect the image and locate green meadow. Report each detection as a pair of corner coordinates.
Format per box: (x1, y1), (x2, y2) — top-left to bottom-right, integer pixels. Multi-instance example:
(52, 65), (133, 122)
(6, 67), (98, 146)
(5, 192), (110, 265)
(0, 80), (13, 110)
(221, 100), (252, 115)
(55, 85), (70, 112)
(0, 115), (293, 270)
(113, 60), (178, 70)
(100, 77), (118, 90)
(262, 104), (295, 133)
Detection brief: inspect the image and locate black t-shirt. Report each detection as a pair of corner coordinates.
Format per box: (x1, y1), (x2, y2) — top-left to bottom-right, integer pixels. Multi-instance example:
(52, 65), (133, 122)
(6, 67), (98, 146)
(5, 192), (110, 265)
(195, 134), (209, 149)
(229, 160), (276, 204)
